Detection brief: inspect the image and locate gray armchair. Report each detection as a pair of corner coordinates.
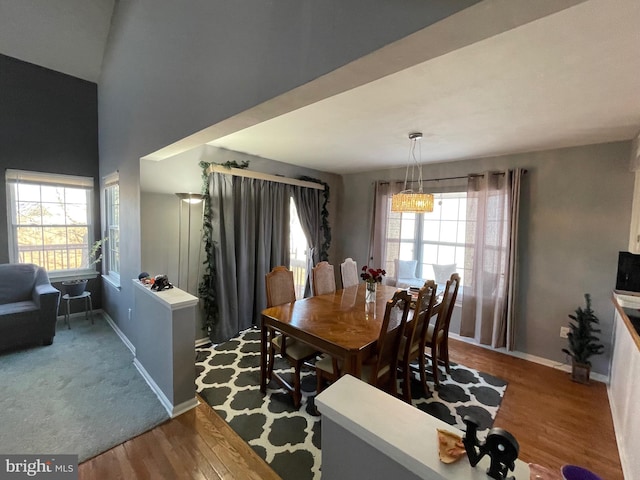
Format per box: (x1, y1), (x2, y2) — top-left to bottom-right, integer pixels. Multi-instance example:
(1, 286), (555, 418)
(0, 263), (61, 352)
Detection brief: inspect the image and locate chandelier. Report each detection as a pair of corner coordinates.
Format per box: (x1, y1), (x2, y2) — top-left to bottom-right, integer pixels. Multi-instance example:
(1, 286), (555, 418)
(391, 132), (434, 213)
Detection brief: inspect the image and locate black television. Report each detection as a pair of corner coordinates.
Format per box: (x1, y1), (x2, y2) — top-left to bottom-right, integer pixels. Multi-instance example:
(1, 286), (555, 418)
(616, 251), (640, 292)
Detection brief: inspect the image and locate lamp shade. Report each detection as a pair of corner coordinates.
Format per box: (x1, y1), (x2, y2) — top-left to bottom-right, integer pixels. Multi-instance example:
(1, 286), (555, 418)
(175, 193), (205, 204)
(391, 192), (434, 213)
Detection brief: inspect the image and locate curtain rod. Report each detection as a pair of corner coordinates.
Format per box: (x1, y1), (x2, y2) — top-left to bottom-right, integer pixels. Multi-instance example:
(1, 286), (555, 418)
(379, 169), (528, 185)
(207, 165), (325, 190)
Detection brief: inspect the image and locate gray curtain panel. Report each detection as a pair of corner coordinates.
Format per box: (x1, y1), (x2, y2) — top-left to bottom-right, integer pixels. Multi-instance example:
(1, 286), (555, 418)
(209, 173), (290, 343)
(293, 185), (323, 298)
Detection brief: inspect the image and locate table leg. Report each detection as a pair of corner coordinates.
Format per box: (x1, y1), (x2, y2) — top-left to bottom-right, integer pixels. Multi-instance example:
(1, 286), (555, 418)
(260, 316), (268, 393)
(342, 354), (362, 379)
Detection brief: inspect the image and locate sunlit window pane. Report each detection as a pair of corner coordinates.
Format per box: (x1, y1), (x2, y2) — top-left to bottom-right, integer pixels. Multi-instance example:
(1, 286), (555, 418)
(65, 203), (88, 225)
(41, 202), (66, 225)
(440, 198), (459, 220)
(399, 242), (414, 260)
(16, 184), (41, 202)
(423, 219), (440, 241)
(40, 186), (65, 203)
(400, 217), (415, 240)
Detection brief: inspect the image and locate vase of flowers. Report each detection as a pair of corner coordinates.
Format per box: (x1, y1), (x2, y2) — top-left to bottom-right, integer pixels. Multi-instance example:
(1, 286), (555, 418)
(361, 266), (386, 303)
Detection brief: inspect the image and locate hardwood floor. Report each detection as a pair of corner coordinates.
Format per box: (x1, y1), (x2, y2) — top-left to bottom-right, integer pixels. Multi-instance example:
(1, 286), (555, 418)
(448, 338), (623, 480)
(79, 338), (623, 479)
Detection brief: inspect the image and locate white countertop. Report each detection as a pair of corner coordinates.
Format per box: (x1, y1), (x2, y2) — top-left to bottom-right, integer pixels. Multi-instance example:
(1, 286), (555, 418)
(132, 279), (199, 310)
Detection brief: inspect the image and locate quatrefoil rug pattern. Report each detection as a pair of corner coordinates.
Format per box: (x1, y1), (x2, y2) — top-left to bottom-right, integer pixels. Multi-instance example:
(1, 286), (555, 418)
(195, 328), (507, 480)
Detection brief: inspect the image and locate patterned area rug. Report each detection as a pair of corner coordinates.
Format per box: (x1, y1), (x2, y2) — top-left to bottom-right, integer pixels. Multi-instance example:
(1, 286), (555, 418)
(195, 328), (507, 480)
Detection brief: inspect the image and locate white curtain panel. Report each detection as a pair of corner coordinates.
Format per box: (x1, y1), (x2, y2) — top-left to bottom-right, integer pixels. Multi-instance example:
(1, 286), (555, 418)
(460, 169), (523, 349)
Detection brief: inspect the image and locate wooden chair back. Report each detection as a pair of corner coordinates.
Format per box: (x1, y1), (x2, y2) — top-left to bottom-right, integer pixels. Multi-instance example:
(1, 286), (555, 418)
(340, 257), (359, 288)
(312, 261), (336, 296)
(265, 266), (296, 307)
(404, 280), (438, 361)
(370, 289), (412, 386)
(433, 273), (460, 342)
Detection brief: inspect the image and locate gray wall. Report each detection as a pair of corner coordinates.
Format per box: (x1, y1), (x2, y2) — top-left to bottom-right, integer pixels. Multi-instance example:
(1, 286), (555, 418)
(0, 54), (102, 310)
(338, 142), (634, 376)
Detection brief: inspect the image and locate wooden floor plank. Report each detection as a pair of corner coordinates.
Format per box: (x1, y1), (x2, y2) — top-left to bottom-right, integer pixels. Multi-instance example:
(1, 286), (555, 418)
(78, 339), (623, 480)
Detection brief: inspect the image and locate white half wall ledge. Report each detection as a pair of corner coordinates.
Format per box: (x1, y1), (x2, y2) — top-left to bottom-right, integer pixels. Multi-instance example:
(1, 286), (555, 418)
(315, 374), (530, 480)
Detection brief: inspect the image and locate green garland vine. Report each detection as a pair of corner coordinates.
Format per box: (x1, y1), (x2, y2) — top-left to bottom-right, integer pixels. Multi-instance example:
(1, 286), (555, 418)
(298, 176), (331, 261)
(198, 160), (250, 336)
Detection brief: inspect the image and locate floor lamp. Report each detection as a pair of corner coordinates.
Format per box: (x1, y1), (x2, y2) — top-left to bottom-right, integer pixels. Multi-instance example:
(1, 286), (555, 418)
(175, 193), (205, 294)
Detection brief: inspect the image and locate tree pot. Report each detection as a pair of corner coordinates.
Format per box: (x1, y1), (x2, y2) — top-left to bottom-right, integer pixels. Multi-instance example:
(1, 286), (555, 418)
(61, 279), (88, 297)
(570, 360), (591, 384)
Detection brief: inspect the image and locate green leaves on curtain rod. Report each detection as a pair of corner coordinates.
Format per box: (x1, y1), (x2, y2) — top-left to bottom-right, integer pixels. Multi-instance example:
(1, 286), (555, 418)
(298, 176), (331, 262)
(197, 160), (251, 336)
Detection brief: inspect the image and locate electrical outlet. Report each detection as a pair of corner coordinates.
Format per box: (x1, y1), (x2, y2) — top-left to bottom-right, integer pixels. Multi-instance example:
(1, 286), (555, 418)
(560, 326), (570, 338)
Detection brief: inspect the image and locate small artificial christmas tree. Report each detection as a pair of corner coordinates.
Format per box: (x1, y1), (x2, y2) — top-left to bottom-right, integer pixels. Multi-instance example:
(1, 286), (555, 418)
(561, 293), (604, 383)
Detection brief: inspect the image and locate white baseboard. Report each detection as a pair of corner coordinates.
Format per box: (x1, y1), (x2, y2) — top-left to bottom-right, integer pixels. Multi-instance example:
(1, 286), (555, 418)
(195, 336), (211, 347)
(133, 358), (198, 417)
(100, 309), (136, 356)
(449, 332), (609, 384)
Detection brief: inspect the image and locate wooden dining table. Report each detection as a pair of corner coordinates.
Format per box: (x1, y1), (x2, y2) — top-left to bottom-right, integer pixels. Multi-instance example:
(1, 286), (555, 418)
(259, 283), (438, 393)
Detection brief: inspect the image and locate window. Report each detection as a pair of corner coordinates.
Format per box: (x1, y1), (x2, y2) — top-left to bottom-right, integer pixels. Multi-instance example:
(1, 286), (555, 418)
(103, 172), (120, 285)
(6, 169), (95, 279)
(384, 191), (469, 285)
(289, 197), (308, 299)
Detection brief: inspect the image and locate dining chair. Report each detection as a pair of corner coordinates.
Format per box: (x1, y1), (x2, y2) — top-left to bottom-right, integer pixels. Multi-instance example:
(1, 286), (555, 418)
(397, 280), (438, 403)
(423, 273), (460, 389)
(316, 289), (412, 396)
(265, 266), (319, 408)
(340, 257), (359, 288)
(312, 261), (336, 296)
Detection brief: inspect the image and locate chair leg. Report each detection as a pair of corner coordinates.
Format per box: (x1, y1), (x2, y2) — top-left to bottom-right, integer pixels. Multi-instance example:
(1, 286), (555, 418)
(267, 345), (275, 382)
(418, 350), (429, 394)
(292, 361), (303, 409)
(442, 340), (451, 373)
(402, 360), (412, 403)
(431, 344), (441, 389)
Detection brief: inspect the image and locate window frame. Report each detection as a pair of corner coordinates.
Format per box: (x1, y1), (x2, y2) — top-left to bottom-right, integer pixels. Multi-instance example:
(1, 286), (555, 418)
(102, 171), (120, 288)
(5, 169), (96, 281)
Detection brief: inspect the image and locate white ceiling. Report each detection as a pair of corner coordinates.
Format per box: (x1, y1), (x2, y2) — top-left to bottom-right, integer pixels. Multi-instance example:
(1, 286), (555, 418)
(205, 0), (640, 174)
(0, 0), (115, 82)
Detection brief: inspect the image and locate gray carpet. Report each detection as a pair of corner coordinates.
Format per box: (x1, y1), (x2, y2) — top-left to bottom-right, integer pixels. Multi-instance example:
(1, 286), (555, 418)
(0, 313), (169, 462)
